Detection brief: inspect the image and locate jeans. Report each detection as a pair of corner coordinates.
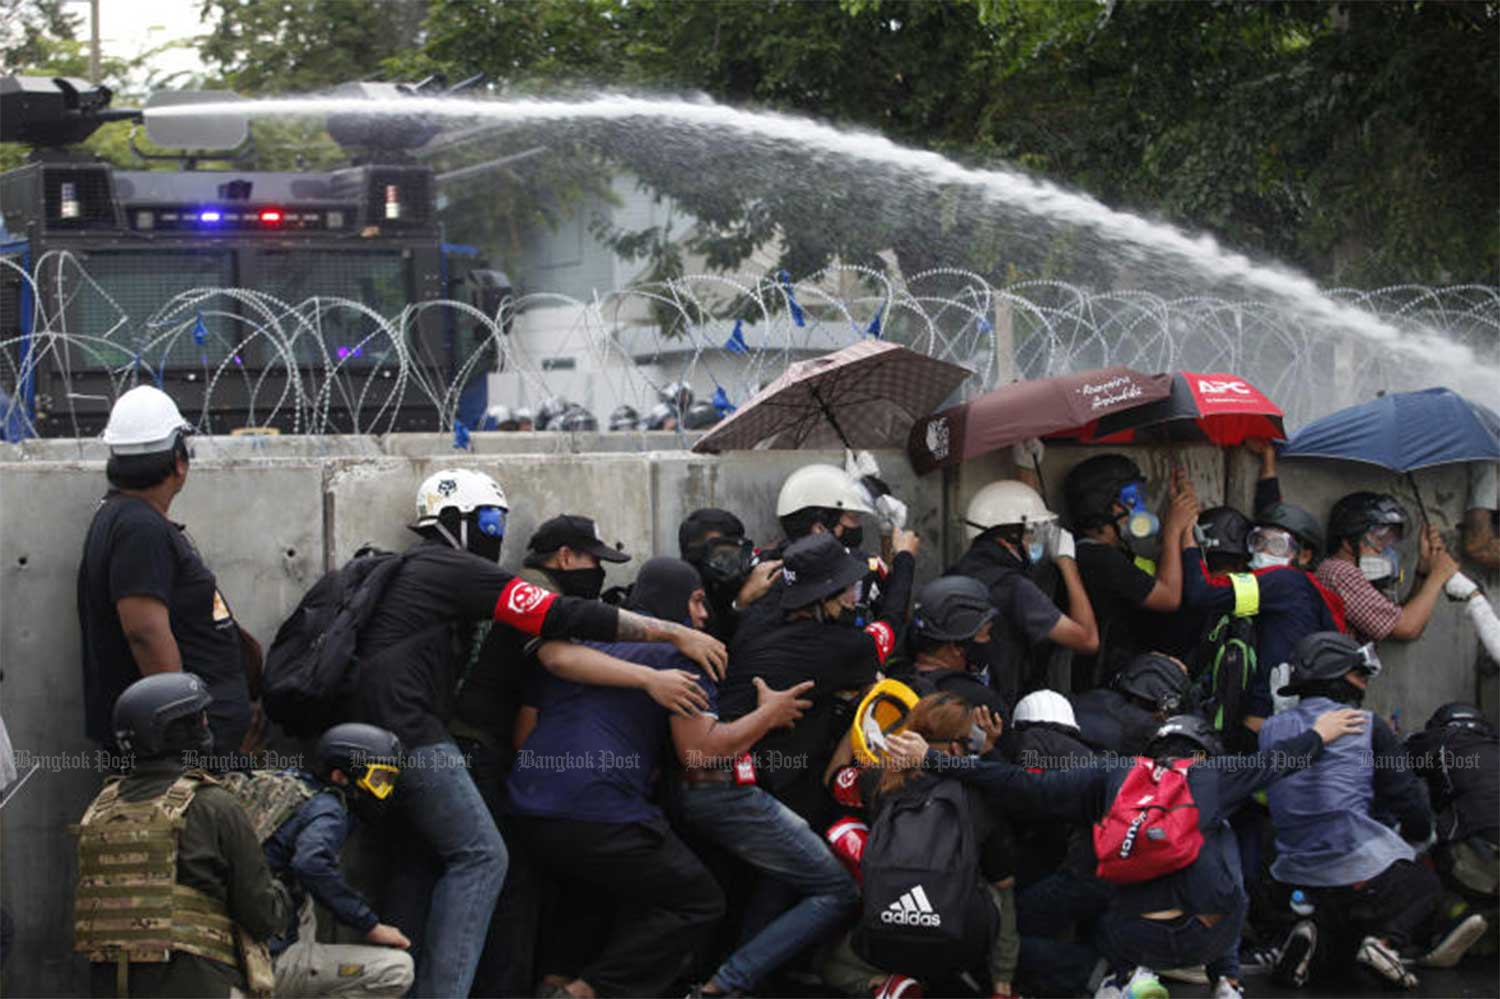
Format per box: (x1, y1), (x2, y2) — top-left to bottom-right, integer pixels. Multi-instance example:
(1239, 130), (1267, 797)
(1015, 869), (1109, 995)
(676, 782), (860, 993)
(1098, 902), (1245, 984)
(385, 741), (507, 998)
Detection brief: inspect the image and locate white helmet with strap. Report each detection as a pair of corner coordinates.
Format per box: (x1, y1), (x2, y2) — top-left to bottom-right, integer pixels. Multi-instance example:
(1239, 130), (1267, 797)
(776, 463), (876, 518)
(1013, 689), (1079, 732)
(415, 469), (508, 527)
(963, 480), (1057, 541)
(101, 386), (193, 455)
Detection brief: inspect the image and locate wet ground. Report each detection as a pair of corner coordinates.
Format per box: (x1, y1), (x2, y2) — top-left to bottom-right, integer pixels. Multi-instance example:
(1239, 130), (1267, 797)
(1169, 957), (1500, 998)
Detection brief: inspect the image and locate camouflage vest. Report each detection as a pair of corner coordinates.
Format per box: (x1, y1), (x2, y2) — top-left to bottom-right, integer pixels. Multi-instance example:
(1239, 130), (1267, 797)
(72, 772), (240, 969)
(216, 769), (318, 842)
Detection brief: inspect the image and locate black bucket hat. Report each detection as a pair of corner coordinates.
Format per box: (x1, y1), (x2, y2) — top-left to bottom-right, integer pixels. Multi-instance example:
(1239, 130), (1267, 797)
(781, 533), (868, 610)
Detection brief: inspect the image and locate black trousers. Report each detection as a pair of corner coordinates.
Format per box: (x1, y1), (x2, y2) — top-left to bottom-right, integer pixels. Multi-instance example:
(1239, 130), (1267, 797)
(511, 814), (726, 998)
(1288, 858), (1440, 981)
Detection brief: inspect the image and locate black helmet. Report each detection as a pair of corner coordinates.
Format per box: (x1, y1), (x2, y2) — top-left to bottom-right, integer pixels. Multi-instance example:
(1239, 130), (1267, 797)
(912, 576), (997, 643)
(1114, 653), (1189, 713)
(316, 723), (403, 797)
(1327, 492), (1407, 554)
(1064, 454), (1144, 529)
(113, 673), (213, 758)
(1198, 506), (1251, 560)
(557, 406), (598, 432)
(643, 402), (678, 430)
(535, 396), (570, 431)
(608, 405), (640, 431)
(1426, 702), (1496, 738)
(1147, 714), (1225, 759)
(1278, 631), (1375, 698)
(682, 399), (721, 430)
(660, 381), (694, 411)
(1254, 502), (1325, 553)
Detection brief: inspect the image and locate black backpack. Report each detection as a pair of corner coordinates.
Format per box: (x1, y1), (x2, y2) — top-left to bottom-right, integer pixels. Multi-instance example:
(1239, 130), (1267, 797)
(852, 777), (998, 982)
(262, 547), (407, 737)
(1194, 609), (1257, 740)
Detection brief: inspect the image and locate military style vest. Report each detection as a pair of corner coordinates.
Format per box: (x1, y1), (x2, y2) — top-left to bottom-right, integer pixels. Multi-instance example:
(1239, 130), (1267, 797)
(72, 771), (274, 997)
(216, 769), (317, 842)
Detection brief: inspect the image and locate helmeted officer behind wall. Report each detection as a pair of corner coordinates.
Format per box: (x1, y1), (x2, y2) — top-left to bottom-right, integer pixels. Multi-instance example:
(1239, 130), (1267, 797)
(72, 673), (290, 998)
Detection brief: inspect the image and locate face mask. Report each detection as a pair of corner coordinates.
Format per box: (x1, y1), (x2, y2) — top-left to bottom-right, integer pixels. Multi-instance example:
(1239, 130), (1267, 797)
(1249, 552), (1292, 570)
(551, 566), (606, 600)
(1359, 548), (1400, 584)
(836, 524), (864, 552)
(691, 537), (754, 588)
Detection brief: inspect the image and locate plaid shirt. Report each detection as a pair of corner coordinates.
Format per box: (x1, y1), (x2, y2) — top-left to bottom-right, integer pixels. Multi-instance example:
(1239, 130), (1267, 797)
(1315, 556), (1401, 644)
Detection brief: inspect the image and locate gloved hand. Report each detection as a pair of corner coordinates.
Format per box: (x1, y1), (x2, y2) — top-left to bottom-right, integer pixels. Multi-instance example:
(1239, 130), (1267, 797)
(874, 493), (908, 533)
(1047, 526), (1076, 561)
(1446, 572), (1481, 601)
(1012, 437), (1045, 469)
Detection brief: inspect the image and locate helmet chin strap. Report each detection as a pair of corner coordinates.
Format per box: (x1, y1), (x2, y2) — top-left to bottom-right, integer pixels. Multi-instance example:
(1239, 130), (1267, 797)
(434, 519), (465, 551)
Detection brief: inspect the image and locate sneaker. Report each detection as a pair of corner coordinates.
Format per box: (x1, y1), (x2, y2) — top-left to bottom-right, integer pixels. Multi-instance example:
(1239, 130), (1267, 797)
(1273, 919), (1317, 988)
(1211, 979), (1244, 999)
(1420, 912), (1489, 968)
(1158, 966), (1208, 985)
(1096, 967), (1169, 999)
(1238, 942), (1282, 976)
(1356, 935), (1418, 989)
(873, 974), (923, 999)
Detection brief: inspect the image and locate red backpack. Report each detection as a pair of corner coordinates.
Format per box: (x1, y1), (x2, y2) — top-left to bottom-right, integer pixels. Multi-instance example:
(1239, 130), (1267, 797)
(1093, 758), (1204, 884)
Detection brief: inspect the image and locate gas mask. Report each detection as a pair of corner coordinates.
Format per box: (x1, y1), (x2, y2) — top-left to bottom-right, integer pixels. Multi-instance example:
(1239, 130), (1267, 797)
(1117, 481), (1160, 540)
(1359, 548), (1402, 586)
(464, 506), (507, 564)
(688, 536), (755, 592)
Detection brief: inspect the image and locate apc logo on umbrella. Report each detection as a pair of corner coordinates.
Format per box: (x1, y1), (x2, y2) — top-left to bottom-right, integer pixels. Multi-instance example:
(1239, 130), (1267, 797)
(1196, 379), (1252, 396)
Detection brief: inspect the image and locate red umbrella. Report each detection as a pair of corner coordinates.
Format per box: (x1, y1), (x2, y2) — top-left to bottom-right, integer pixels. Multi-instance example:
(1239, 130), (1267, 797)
(1083, 370), (1284, 445)
(692, 340), (972, 454)
(907, 367), (1173, 475)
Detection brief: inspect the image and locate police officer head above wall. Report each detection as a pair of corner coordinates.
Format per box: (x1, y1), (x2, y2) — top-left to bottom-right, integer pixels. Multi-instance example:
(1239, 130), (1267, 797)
(1278, 630), (1383, 708)
(412, 469), (510, 564)
(102, 385), (194, 494)
(112, 672), (215, 760)
(777, 463), (875, 550)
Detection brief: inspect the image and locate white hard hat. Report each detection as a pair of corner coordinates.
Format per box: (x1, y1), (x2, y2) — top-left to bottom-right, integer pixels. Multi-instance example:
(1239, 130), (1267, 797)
(415, 469), (508, 527)
(776, 463), (876, 518)
(964, 480), (1056, 540)
(101, 386), (192, 455)
(1013, 690), (1079, 732)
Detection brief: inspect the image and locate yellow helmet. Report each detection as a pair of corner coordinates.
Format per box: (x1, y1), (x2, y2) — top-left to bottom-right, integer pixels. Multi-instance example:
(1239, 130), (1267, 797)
(851, 678), (921, 765)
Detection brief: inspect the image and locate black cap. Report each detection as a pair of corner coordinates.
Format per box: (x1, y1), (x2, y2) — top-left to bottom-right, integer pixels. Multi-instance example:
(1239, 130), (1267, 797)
(781, 533), (868, 610)
(524, 514), (631, 566)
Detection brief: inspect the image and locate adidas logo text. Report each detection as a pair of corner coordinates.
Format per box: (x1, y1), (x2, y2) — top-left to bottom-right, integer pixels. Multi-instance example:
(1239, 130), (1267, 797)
(880, 885), (942, 927)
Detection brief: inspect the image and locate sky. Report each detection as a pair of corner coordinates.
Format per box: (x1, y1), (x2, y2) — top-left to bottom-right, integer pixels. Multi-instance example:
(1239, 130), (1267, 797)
(92, 0), (211, 86)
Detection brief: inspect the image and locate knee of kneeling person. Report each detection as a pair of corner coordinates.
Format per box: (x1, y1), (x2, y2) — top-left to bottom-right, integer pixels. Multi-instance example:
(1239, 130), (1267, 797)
(379, 950), (416, 991)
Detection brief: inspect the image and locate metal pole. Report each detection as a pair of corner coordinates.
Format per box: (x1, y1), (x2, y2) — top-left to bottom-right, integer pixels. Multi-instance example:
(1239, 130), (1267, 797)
(89, 0), (101, 83)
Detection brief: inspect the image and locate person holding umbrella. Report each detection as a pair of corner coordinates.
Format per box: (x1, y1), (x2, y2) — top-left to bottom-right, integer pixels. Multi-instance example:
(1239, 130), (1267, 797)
(1316, 493), (1458, 646)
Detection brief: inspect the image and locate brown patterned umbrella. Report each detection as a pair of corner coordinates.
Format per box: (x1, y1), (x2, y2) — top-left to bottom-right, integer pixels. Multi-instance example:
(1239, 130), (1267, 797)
(906, 367), (1173, 474)
(691, 340), (973, 454)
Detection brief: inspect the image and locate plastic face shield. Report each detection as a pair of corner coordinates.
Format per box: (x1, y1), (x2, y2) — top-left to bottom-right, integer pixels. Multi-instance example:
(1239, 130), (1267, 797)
(476, 506), (507, 538)
(356, 763), (400, 800)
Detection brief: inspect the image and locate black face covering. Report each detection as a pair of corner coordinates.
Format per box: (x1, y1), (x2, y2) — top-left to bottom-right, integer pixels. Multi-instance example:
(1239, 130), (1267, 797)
(835, 523), (865, 552)
(467, 532), (504, 564)
(549, 566), (607, 600)
(625, 557), (703, 627)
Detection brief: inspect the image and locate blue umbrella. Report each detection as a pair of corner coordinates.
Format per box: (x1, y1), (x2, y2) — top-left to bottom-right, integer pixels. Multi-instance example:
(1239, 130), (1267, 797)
(1281, 387), (1500, 520)
(1281, 388), (1500, 472)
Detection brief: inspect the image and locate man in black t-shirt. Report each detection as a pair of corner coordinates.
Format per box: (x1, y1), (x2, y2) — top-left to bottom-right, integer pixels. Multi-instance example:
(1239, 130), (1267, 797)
(1063, 454), (1198, 690)
(363, 470), (726, 999)
(716, 529), (917, 829)
(77, 386), (254, 759)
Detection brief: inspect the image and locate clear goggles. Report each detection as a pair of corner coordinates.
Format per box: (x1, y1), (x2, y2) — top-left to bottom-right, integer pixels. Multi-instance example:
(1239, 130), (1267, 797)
(1248, 526), (1299, 559)
(475, 506), (507, 538)
(1363, 524), (1403, 548)
(356, 763), (400, 800)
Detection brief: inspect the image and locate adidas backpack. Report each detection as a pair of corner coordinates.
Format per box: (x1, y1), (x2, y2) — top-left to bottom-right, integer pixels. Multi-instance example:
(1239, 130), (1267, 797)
(1093, 758), (1205, 884)
(262, 547), (407, 737)
(853, 778), (997, 980)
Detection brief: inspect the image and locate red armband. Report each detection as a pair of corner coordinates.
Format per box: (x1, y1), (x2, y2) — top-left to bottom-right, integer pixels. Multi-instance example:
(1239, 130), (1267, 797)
(864, 620), (895, 665)
(493, 578), (557, 635)
(830, 765), (864, 808)
(825, 817), (868, 882)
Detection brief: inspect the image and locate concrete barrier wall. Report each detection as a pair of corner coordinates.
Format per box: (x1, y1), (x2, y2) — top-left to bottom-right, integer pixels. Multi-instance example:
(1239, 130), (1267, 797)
(1, 438), (1494, 995)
